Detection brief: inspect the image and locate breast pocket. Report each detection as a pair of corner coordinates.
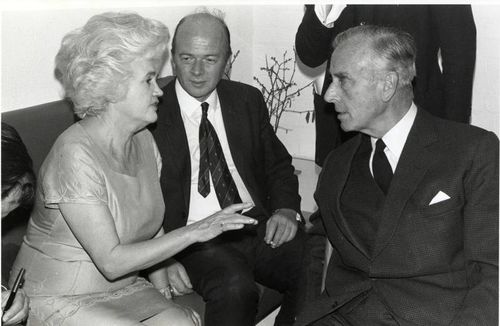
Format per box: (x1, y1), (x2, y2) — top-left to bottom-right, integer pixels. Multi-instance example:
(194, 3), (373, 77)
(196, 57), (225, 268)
(402, 197), (464, 272)
(415, 197), (463, 219)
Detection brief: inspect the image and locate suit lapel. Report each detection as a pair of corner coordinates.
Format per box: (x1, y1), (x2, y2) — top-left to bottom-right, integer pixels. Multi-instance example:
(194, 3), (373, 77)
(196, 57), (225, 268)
(372, 109), (439, 258)
(160, 79), (191, 210)
(216, 81), (252, 191)
(326, 134), (372, 259)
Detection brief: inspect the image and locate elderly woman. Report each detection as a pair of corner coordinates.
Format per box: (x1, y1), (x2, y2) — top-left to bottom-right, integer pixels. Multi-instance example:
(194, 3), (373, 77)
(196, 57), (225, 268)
(9, 12), (256, 326)
(2, 122), (33, 325)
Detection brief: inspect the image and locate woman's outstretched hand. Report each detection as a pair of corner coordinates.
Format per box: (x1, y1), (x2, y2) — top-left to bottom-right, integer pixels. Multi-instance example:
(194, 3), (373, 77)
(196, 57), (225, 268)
(189, 202), (257, 242)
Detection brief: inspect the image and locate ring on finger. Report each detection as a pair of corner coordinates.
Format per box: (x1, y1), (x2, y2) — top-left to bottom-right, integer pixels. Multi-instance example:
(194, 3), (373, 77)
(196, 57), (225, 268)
(167, 284), (175, 297)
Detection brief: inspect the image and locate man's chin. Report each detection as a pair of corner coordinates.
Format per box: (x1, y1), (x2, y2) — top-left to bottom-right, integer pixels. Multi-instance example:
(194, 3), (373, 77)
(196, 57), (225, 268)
(188, 89), (211, 102)
(339, 121), (352, 132)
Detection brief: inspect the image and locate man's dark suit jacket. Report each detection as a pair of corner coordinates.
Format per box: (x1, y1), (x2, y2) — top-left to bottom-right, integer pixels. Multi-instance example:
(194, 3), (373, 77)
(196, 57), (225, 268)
(298, 109), (498, 325)
(151, 78), (301, 233)
(295, 5), (476, 166)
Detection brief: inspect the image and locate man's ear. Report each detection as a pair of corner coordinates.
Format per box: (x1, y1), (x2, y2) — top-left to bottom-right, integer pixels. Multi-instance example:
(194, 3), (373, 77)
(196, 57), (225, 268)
(381, 71), (398, 102)
(222, 57), (232, 79)
(170, 55), (177, 76)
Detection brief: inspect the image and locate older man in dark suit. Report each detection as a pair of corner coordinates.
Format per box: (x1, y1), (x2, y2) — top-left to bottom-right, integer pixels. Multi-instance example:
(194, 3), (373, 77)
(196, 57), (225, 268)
(295, 5), (476, 166)
(297, 25), (498, 326)
(151, 11), (304, 326)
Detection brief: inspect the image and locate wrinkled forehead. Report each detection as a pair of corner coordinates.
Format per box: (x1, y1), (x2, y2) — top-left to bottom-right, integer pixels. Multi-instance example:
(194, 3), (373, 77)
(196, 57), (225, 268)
(331, 44), (365, 73)
(330, 39), (381, 77)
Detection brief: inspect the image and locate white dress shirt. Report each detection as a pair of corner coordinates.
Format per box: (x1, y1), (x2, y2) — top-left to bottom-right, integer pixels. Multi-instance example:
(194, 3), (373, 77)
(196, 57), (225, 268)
(176, 81), (254, 225)
(314, 4), (347, 28)
(369, 103), (418, 176)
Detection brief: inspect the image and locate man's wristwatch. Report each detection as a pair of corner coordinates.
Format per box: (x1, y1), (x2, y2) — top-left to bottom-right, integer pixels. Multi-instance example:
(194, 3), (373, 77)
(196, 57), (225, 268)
(273, 209), (303, 223)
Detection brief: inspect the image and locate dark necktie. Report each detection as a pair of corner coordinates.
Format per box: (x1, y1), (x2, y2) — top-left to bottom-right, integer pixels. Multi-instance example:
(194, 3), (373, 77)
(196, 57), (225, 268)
(372, 139), (393, 194)
(198, 102), (242, 208)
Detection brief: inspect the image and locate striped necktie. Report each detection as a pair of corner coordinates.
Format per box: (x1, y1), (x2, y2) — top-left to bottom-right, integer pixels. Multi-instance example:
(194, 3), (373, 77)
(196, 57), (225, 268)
(198, 102), (242, 208)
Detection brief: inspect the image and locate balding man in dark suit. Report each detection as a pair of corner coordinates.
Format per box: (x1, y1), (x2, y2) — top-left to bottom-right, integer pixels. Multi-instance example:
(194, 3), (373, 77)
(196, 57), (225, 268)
(152, 11), (305, 326)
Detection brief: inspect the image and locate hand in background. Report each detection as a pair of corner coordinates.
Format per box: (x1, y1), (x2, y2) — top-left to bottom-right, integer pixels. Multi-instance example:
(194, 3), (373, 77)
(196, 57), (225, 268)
(1, 288), (29, 325)
(165, 259), (194, 297)
(265, 208), (299, 248)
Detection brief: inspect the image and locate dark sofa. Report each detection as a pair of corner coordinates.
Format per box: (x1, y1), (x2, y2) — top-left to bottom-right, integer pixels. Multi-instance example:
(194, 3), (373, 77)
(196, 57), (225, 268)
(1, 86), (283, 323)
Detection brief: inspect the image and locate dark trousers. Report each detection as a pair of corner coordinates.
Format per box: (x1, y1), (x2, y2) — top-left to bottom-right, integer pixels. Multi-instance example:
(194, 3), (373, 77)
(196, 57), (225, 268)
(177, 222), (305, 326)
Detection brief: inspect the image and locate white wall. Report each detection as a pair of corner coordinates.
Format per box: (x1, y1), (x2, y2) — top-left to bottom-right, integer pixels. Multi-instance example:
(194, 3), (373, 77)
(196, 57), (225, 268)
(0, 4), (255, 109)
(470, 4), (500, 135)
(2, 3), (499, 162)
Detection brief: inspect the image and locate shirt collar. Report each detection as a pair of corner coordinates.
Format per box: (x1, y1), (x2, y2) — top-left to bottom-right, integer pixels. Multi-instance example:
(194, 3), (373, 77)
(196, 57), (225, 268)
(176, 79), (219, 118)
(371, 102), (417, 161)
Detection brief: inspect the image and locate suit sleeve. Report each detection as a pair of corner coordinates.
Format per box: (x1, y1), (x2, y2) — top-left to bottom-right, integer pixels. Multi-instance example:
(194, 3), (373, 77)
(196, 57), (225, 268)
(451, 131), (498, 325)
(255, 88), (301, 215)
(309, 148), (338, 236)
(295, 5), (334, 68)
(431, 5), (476, 123)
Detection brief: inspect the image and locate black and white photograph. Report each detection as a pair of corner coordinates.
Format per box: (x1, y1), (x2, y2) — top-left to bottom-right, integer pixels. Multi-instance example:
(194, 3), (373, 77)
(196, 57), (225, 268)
(1, 1), (498, 325)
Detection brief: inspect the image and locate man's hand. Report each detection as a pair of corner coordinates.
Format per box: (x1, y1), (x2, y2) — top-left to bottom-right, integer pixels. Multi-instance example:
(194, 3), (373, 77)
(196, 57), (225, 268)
(264, 208), (299, 248)
(1, 288), (29, 325)
(165, 259), (194, 297)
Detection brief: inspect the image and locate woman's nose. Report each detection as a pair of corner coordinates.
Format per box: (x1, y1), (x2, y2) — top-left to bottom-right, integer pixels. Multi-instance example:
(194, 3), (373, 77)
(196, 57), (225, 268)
(153, 79), (163, 97)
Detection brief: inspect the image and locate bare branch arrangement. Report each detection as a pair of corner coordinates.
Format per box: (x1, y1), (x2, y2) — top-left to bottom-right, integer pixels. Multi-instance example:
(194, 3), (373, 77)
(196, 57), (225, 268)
(223, 50), (241, 80)
(253, 49), (314, 134)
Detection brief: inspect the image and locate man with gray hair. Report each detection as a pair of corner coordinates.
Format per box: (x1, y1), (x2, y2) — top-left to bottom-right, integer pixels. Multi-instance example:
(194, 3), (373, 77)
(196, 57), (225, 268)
(297, 25), (498, 325)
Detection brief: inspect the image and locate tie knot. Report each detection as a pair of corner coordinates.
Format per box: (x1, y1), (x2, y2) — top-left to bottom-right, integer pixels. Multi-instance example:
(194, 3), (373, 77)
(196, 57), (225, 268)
(201, 102), (209, 116)
(375, 139), (386, 153)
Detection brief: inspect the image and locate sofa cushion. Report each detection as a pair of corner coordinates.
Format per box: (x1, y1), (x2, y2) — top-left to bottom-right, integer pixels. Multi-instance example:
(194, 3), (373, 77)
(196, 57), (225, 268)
(2, 99), (77, 176)
(2, 100), (77, 283)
